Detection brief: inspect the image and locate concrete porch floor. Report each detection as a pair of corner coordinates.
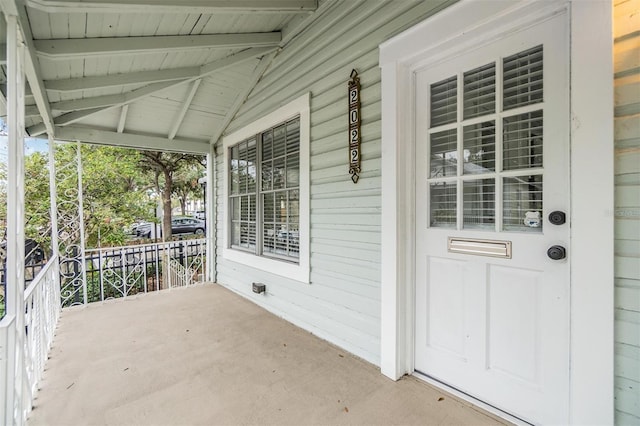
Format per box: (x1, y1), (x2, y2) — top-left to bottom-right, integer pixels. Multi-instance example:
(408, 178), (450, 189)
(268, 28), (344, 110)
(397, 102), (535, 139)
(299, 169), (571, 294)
(29, 284), (509, 426)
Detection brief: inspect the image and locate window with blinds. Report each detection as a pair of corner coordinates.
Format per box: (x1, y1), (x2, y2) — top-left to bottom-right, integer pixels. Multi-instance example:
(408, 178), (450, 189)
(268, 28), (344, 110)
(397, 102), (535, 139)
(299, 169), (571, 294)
(427, 45), (544, 232)
(229, 117), (300, 261)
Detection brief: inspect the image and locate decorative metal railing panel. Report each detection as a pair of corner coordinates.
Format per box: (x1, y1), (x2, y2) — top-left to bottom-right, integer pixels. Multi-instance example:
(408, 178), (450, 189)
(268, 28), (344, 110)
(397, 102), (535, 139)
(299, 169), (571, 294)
(56, 143), (87, 308)
(22, 256), (60, 407)
(84, 239), (206, 302)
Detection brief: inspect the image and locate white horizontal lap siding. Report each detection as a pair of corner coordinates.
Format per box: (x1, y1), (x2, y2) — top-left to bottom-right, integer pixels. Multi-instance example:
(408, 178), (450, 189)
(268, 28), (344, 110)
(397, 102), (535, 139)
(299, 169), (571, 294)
(614, 1), (640, 424)
(215, 0), (455, 365)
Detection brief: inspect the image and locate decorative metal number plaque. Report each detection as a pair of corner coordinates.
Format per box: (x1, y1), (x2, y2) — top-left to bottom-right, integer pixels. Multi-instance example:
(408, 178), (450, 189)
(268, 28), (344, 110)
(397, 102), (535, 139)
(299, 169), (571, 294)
(348, 69), (361, 183)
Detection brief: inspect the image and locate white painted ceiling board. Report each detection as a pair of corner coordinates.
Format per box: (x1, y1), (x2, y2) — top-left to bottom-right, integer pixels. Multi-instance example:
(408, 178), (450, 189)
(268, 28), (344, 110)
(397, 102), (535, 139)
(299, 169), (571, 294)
(26, 8), (53, 39)
(48, 10), (73, 38)
(174, 111), (225, 141)
(122, 99), (183, 136)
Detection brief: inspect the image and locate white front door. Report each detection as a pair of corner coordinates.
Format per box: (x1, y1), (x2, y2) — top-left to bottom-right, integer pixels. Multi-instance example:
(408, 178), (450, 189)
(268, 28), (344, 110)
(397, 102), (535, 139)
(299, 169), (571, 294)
(414, 13), (570, 425)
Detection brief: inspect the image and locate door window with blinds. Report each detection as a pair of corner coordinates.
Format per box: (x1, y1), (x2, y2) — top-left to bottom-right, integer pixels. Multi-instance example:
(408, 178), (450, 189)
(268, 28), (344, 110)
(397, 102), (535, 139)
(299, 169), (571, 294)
(229, 117), (300, 261)
(428, 45), (544, 232)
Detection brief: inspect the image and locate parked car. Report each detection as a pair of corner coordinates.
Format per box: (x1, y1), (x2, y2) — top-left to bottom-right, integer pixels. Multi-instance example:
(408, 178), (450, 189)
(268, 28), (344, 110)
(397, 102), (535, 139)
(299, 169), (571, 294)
(172, 217), (206, 236)
(135, 217), (206, 238)
(0, 238), (46, 265)
(194, 210), (205, 220)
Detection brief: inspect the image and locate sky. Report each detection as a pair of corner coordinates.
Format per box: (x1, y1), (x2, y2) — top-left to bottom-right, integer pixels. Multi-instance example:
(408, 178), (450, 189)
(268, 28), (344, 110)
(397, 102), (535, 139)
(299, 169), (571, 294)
(0, 118), (49, 164)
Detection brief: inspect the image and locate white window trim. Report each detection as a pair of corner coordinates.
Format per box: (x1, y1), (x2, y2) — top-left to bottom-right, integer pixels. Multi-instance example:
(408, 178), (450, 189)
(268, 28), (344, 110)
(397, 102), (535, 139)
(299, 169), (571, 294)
(379, 1), (613, 424)
(222, 93), (310, 284)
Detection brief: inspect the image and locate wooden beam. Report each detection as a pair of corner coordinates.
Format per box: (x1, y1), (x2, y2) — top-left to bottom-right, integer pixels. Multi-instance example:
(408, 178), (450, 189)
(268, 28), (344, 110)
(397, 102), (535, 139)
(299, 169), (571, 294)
(1, 0), (55, 135)
(169, 79), (201, 140)
(209, 51), (277, 145)
(48, 126), (211, 154)
(45, 66), (200, 92)
(116, 104), (128, 133)
(27, 106), (104, 136)
(51, 80), (180, 111)
(35, 33), (281, 58)
(26, 0), (317, 14)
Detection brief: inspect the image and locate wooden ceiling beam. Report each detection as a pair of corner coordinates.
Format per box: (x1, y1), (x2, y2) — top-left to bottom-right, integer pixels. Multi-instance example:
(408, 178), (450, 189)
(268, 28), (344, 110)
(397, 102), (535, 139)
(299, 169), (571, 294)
(45, 66), (200, 92)
(34, 33), (281, 58)
(116, 104), (128, 133)
(208, 50), (277, 145)
(26, 0), (317, 14)
(169, 79), (201, 140)
(49, 126), (211, 154)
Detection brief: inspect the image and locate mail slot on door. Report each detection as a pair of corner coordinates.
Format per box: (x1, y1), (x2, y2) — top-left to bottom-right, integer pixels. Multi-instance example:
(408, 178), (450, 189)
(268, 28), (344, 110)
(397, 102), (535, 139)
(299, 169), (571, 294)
(448, 237), (512, 259)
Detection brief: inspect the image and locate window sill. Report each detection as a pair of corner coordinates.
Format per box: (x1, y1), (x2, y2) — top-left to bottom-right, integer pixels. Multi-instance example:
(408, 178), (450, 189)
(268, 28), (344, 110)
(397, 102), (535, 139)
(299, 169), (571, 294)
(222, 247), (310, 284)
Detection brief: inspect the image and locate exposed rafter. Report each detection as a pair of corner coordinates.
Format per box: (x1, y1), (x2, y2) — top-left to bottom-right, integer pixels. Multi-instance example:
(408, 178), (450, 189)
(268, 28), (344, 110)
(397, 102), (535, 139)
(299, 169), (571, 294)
(26, 0), (317, 14)
(209, 51), (277, 145)
(48, 126), (211, 154)
(34, 33), (281, 58)
(51, 80), (181, 112)
(169, 79), (201, 140)
(27, 47), (273, 136)
(1, 0), (55, 135)
(116, 104), (128, 133)
(45, 66), (200, 92)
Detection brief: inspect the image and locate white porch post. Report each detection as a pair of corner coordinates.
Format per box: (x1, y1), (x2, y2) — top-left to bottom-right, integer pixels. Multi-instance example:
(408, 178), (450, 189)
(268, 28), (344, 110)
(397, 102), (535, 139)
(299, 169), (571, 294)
(47, 135), (60, 292)
(205, 143), (216, 282)
(75, 141), (88, 304)
(5, 12), (26, 425)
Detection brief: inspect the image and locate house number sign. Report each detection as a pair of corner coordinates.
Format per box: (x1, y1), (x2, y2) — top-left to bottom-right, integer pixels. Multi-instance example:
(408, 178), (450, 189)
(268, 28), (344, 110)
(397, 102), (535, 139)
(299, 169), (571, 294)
(348, 69), (361, 183)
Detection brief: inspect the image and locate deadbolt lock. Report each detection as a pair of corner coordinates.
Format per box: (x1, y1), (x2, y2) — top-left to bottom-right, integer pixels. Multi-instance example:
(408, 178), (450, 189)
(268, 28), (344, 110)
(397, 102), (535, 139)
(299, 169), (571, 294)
(548, 211), (566, 225)
(547, 245), (567, 260)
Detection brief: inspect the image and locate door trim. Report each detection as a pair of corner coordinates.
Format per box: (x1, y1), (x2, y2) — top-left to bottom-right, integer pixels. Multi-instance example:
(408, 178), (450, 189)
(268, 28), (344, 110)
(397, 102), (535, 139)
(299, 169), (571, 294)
(379, 1), (613, 424)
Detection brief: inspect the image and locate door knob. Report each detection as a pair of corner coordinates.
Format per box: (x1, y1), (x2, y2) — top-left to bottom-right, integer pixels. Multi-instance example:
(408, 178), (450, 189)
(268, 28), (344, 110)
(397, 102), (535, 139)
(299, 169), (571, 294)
(548, 211), (566, 225)
(547, 245), (566, 260)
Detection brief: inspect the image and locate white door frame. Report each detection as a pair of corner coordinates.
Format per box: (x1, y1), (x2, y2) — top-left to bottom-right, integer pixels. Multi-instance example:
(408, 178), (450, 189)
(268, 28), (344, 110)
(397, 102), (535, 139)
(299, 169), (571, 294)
(379, 1), (613, 424)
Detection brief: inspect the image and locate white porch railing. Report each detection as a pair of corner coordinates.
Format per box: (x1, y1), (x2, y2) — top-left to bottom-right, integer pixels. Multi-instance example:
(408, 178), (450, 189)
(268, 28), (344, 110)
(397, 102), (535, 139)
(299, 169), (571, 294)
(0, 313), (17, 425)
(1, 238), (205, 425)
(23, 255), (61, 406)
(166, 256), (201, 289)
(0, 256), (61, 426)
(84, 238), (206, 303)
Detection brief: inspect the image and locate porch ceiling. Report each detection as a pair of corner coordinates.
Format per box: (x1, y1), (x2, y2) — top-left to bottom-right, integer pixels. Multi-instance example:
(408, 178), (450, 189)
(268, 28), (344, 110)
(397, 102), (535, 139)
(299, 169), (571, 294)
(0, 0), (322, 153)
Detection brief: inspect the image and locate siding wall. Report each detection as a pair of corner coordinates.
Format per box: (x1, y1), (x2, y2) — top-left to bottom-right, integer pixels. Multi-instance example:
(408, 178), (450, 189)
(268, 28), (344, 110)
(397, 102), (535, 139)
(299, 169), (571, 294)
(614, 0), (640, 424)
(214, 0), (454, 365)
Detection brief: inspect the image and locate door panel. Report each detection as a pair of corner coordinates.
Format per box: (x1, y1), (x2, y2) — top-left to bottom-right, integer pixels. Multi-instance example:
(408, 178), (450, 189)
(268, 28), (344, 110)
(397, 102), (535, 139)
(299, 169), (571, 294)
(487, 265), (541, 384)
(427, 257), (468, 358)
(414, 13), (569, 425)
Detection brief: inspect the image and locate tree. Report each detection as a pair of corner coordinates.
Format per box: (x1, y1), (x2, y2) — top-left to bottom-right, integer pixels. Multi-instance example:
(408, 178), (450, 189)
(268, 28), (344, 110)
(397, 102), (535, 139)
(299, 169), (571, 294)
(139, 152), (204, 239)
(172, 164), (204, 215)
(76, 145), (155, 246)
(23, 144), (156, 249)
(24, 151), (52, 250)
